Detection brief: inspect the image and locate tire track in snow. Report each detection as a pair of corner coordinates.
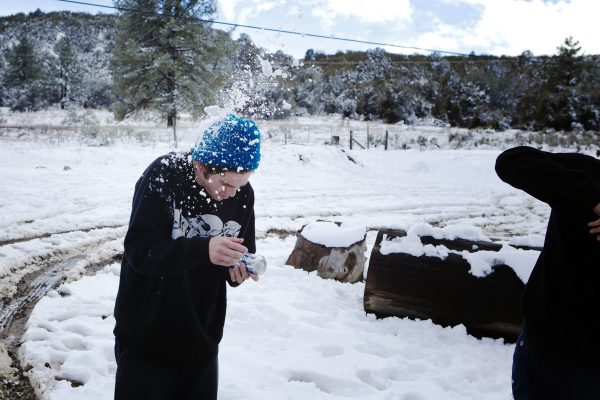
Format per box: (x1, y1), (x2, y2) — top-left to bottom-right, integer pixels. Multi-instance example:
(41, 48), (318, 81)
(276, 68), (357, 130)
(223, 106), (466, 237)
(0, 226), (126, 299)
(0, 224), (125, 247)
(0, 205), (102, 233)
(0, 227), (125, 400)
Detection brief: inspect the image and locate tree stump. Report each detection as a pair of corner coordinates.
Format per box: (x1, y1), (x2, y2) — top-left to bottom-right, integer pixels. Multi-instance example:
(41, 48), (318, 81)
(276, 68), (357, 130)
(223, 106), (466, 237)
(364, 229), (536, 342)
(285, 222), (367, 283)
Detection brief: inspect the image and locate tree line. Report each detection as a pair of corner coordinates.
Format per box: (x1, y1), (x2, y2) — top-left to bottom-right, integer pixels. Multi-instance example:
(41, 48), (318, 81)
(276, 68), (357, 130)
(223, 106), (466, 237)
(294, 40), (600, 132)
(0, 4), (599, 133)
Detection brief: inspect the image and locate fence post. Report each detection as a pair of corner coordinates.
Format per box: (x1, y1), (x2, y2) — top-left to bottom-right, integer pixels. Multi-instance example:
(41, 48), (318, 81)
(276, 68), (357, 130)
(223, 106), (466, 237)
(385, 130), (388, 150)
(366, 124), (370, 149)
(350, 130), (353, 150)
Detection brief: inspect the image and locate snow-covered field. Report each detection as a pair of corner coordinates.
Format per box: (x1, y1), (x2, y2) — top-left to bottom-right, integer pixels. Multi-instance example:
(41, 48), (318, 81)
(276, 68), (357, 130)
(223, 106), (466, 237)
(0, 113), (570, 400)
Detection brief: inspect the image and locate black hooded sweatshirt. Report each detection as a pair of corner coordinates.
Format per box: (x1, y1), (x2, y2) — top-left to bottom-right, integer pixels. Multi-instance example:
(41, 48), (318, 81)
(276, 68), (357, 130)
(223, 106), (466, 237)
(113, 152), (255, 366)
(495, 146), (600, 365)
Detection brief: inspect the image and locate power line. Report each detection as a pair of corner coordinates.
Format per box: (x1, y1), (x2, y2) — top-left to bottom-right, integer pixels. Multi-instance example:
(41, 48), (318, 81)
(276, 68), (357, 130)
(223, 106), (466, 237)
(55, 0), (473, 57)
(307, 59), (531, 65)
(14, 0), (597, 69)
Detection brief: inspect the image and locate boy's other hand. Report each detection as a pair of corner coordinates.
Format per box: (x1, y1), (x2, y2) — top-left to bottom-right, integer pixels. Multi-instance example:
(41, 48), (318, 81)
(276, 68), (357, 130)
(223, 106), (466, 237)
(229, 263), (258, 284)
(209, 237), (247, 266)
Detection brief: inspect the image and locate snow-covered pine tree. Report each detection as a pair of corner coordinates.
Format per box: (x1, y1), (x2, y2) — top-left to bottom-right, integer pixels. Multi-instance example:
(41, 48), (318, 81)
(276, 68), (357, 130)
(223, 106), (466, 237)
(538, 37), (584, 131)
(51, 37), (83, 110)
(293, 65), (326, 115)
(112, 0), (229, 145)
(0, 55), (5, 109)
(3, 36), (45, 111)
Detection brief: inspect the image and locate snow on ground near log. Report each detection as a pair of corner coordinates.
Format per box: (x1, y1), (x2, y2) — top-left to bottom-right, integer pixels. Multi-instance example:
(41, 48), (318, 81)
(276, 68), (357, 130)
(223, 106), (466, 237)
(0, 124), (561, 400)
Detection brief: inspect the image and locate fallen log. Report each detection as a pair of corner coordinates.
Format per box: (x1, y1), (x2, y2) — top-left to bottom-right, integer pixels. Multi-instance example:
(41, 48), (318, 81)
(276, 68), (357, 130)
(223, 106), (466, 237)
(364, 229), (535, 342)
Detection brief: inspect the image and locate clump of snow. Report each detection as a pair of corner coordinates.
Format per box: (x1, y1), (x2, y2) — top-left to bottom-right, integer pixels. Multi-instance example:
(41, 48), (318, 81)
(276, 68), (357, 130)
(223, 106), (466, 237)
(0, 343), (15, 376)
(380, 223), (537, 282)
(219, 84), (252, 118)
(410, 161), (430, 173)
(409, 222), (490, 242)
(461, 245), (539, 282)
(203, 105), (229, 120)
(508, 234), (545, 248)
(260, 58), (274, 77)
(301, 221), (366, 248)
(381, 232), (450, 260)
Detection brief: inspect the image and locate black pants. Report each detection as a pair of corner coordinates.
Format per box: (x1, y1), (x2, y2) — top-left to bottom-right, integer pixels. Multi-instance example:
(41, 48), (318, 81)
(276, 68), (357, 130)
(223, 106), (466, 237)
(114, 341), (218, 400)
(512, 328), (600, 400)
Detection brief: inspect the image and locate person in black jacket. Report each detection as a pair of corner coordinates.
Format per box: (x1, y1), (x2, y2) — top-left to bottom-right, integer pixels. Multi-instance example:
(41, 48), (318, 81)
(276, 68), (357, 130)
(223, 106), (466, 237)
(113, 114), (261, 400)
(495, 146), (600, 400)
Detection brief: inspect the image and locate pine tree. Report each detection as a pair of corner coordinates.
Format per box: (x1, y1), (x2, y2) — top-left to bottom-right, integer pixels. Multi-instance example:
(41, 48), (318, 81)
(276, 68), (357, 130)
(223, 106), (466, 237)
(294, 65), (326, 115)
(538, 37), (584, 130)
(112, 0), (228, 145)
(3, 36), (44, 111)
(554, 36), (582, 88)
(0, 57), (5, 108)
(52, 37), (83, 109)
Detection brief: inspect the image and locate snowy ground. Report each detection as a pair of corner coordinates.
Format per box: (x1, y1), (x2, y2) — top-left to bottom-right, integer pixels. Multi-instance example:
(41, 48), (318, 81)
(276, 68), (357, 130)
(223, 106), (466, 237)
(0, 113), (571, 400)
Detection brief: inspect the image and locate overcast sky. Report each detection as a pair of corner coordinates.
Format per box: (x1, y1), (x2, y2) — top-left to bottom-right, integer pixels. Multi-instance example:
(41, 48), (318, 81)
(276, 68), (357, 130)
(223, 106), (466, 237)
(1, 0), (598, 58)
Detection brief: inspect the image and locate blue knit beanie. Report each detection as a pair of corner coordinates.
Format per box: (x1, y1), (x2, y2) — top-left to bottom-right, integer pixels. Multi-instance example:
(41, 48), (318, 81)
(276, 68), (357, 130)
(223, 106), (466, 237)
(192, 114), (261, 171)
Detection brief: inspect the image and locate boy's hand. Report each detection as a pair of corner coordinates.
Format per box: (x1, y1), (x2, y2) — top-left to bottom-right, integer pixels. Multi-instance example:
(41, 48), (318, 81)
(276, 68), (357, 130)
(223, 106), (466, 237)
(589, 218), (600, 241)
(209, 237), (247, 266)
(589, 203), (600, 241)
(229, 263), (259, 284)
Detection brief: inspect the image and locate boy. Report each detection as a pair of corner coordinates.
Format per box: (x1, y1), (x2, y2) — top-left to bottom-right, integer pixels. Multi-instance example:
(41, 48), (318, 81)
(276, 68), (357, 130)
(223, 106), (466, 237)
(114, 114), (261, 400)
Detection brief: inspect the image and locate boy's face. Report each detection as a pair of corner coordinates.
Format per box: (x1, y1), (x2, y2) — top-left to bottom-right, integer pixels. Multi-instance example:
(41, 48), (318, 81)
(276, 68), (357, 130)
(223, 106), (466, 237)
(193, 163), (252, 201)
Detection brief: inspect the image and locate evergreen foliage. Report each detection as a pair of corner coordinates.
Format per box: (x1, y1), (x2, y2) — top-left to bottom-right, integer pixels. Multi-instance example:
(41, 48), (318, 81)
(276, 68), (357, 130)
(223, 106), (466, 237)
(3, 36), (45, 111)
(52, 37), (84, 109)
(112, 0), (229, 131)
(0, 10), (115, 110)
(294, 48), (600, 131)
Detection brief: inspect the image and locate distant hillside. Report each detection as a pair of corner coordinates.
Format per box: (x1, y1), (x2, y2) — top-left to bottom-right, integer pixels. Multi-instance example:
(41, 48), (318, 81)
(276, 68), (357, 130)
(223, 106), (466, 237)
(0, 10), (116, 107)
(0, 10), (116, 65)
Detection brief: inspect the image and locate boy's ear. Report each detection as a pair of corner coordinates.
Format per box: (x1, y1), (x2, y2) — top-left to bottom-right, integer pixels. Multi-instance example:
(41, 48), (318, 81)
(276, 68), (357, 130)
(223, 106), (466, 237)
(193, 161), (206, 173)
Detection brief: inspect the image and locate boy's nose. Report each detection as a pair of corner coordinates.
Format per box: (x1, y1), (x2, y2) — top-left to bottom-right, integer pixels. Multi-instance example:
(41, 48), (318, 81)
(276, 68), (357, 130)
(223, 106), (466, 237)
(222, 186), (237, 198)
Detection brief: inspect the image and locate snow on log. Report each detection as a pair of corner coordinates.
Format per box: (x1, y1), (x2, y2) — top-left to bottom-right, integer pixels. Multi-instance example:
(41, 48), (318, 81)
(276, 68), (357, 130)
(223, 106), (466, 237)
(285, 221), (367, 283)
(364, 226), (540, 342)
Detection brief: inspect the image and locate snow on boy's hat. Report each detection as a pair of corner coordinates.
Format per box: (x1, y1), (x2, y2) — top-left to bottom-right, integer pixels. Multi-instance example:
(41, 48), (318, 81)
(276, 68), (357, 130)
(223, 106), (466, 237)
(192, 114), (261, 171)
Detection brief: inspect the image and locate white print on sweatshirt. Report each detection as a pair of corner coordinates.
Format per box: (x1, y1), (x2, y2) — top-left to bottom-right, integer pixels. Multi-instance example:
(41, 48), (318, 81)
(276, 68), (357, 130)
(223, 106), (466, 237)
(172, 206), (241, 239)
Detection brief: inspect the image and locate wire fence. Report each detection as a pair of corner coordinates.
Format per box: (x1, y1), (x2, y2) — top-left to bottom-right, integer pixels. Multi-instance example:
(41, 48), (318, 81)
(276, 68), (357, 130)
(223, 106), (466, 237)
(0, 124), (174, 146)
(1, 119), (599, 151)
